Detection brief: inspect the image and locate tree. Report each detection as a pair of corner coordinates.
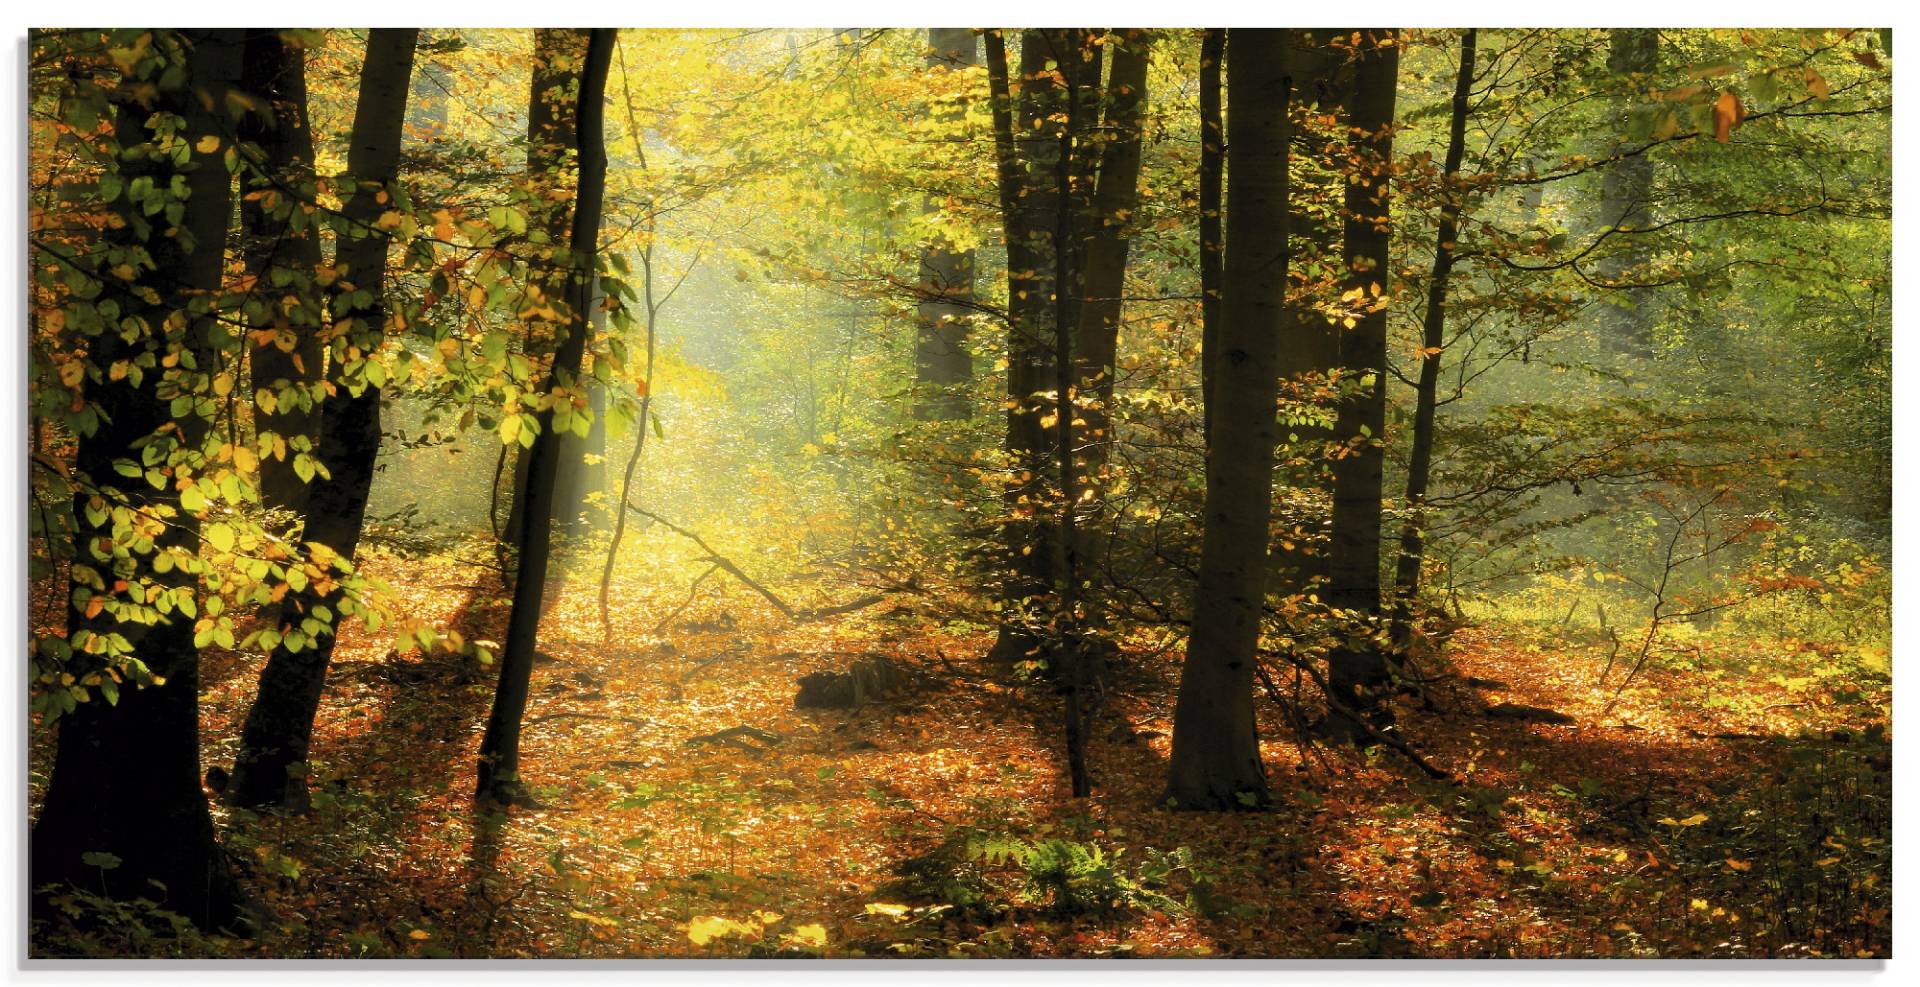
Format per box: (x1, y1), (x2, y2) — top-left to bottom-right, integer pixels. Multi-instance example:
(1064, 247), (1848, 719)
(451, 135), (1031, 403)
(1596, 28), (1660, 358)
(237, 30), (324, 520)
(475, 28), (617, 807)
(226, 28), (420, 810)
(1197, 28), (1224, 445)
(31, 29), (249, 932)
(1392, 29), (1477, 621)
(1072, 29), (1152, 565)
(983, 30), (1064, 662)
(1164, 27), (1293, 812)
(1323, 29), (1401, 725)
(912, 27), (980, 421)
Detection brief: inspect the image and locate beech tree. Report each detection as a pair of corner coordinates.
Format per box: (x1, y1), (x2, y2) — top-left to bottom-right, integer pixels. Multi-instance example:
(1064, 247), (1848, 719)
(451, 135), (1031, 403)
(227, 28), (420, 809)
(1164, 27), (1292, 811)
(912, 27), (981, 421)
(476, 28), (617, 807)
(1324, 29), (1401, 726)
(30, 29), (250, 932)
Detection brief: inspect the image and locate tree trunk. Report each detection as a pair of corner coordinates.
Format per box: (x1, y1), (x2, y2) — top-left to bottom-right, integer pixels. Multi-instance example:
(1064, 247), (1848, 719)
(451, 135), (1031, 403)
(475, 28), (615, 807)
(31, 29), (248, 934)
(1198, 28), (1224, 447)
(552, 279), (609, 542)
(1072, 30), (1151, 569)
(1164, 27), (1292, 812)
(239, 30), (325, 518)
(1392, 29), (1476, 617)
(1597, 28), (1658, 357)
(1272, 28), (1350, 593)
(912, 28), (979, 421)
(984, 30), (1063, 662)
(227, 28), (419, 810)
(1324, 29), (1400, 721)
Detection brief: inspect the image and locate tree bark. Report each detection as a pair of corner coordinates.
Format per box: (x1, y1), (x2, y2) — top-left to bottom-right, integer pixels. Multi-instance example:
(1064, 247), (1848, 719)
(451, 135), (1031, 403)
(475, 28), (615, 807)
(227, 28), (419, 810)
(1198, 28), (1224, 447)
(1597, 28), (1658, 357)
(239, 30), (325, 518)
(1072, 30), (1152, 569)
(1325, 29), (1400, 719)
(552, 279), (608, 542)
(1164, 28), (1292, 812)
(1392, 29), (1476, 616)
(31, 29), (248, 934)
(912, 28), (980, 421)
(984, 30), (1063, 662)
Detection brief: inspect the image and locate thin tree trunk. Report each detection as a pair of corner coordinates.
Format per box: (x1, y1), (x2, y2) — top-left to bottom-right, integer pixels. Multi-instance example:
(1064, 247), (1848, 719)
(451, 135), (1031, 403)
(1047, 29), (1101, 798)
(1392, 29), (1476, 619)
(1324, 29), (1400, 722)
(1275, 29), (1353, 595)
(913, 27), (980, 421)
(476, 28), (615, 807)
(1072, 30), (1151, 569)
(227, 28), (419, 810)
(984, 30), (1062, 662)
(552, 279), (608, 542)
(31, 29), (248, 933)
(501, 30), (588, 585)
(1198, 28), (1224, 446)
(1164, 28), (1291, 812)
(1597, 28), (1658, 357)
(239, 30), (325, 518)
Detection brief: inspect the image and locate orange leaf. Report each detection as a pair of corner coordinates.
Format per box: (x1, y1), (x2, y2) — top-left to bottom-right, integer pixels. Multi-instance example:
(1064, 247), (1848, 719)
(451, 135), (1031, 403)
(1712, 90), (1744, 143)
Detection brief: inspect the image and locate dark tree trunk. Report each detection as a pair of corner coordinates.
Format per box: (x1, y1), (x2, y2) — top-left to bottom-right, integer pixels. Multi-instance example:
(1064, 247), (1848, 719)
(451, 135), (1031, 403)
(1164, 27), (1292, 812)
(1072, 30), (1151, 568)
(1272, 28), (1351, 593)
(1392, 29), (1476, 617)
(1197, 28), (1223, 446)
(1324, 30), (1400, 722)
(1046, 29), (1102, 798)
(238, 30), (324, 518)
(553, 279), (609, 542)
(1597, 28), (1658, 357)
(984, 30), (1064, 662)
(500, 30), (590, 584)
(912, 27), (980, 421)
(476, 28), (615, 807)
(31, 29), (248, 934)
(227, 28), (419, 810)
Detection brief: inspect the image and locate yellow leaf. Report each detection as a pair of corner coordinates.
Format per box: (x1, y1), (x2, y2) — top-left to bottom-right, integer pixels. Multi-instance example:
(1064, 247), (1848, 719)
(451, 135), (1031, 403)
(195, 135), (221, 154)
(408, 929), (430, 941)
(687, 915), (740, 946)
(787, 923), (828, 948)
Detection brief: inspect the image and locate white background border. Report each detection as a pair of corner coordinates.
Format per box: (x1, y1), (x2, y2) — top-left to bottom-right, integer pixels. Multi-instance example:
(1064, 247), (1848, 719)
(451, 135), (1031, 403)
(3, 1), (1910, 982)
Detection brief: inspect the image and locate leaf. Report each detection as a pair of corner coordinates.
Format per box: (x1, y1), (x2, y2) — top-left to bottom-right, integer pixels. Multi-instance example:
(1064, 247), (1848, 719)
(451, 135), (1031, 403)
(1712, 90), (1744, 143)
(80, 851), (121, 870)
(195, 134), (222, 154)
(787, 923), (828, 948)
(205, 523), (235, 554)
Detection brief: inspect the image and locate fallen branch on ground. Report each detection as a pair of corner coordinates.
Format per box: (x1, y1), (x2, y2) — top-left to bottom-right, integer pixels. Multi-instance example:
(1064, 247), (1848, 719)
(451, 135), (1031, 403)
(627, 503), (904, 622)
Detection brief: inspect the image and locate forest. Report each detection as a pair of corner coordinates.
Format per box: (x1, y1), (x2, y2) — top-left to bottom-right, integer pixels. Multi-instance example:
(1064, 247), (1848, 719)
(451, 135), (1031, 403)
(22, 26), (1892, 959)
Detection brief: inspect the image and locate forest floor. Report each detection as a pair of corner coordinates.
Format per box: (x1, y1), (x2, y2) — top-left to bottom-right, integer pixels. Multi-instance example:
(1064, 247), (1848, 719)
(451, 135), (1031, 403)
(30, 547), (1892, 959)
